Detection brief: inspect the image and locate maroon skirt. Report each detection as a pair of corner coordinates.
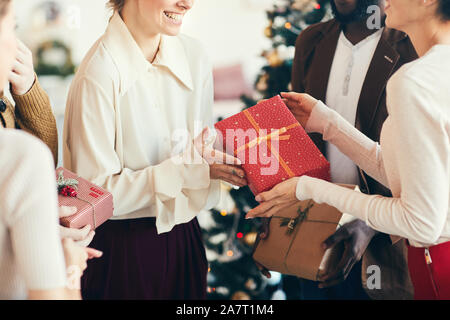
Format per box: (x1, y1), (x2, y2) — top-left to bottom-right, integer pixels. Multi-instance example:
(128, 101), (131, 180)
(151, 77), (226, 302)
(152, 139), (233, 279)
(81, 217), (208, 300)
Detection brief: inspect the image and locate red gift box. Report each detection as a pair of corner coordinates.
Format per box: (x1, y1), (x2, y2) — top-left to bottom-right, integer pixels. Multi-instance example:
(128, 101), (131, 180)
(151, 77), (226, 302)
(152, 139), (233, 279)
(214, 95), (330, 195)
(56, 167), (114, 230)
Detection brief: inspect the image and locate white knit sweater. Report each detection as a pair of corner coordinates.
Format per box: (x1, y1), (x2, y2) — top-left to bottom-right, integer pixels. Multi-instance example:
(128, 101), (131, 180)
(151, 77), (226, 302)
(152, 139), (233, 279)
(296, 44), (450, 248)
(0, 129), (67, 299)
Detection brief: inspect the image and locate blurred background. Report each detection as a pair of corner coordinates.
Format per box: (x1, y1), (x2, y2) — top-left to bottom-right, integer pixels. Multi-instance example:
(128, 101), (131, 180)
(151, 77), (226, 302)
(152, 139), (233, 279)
(14, 0), (332, 300)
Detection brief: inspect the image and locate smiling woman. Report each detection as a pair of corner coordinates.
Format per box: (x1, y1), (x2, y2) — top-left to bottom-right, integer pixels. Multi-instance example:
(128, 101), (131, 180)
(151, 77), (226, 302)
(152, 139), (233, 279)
(64, 0), (247, 300)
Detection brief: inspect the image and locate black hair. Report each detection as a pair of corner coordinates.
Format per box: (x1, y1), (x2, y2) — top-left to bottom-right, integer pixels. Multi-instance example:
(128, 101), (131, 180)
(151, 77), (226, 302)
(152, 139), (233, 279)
(331, 0), (383, 25)
(438, 0), (450, 21)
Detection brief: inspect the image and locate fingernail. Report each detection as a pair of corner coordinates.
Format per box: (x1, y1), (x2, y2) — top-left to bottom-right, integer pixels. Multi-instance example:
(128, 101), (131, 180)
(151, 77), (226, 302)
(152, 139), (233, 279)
(255, 196), (261, 202)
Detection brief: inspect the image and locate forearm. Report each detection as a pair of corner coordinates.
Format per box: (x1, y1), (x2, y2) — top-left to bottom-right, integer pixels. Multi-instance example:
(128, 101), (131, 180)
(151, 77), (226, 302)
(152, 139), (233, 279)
(297, 176), (445, 244)
(306, 101), (389, 187)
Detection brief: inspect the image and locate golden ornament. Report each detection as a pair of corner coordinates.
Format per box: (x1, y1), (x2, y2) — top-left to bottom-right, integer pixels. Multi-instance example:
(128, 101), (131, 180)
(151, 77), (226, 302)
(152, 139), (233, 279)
(244, 232), (258, 246)
(266, 50), (283, 67)
(264, 25), (273, 38)
(231, 291), (251, 300)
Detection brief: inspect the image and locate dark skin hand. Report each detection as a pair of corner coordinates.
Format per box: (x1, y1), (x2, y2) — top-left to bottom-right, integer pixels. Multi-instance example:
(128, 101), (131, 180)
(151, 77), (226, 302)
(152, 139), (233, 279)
(254, 218), (272, 279)
(317, 219), (378, 288)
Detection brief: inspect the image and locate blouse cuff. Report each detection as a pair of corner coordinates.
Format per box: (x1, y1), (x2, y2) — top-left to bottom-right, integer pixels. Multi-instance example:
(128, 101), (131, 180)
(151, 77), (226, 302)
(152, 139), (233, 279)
(153, 141), (213, 234)
(305, 101), (330, 134)
(296, 175), (316, 201)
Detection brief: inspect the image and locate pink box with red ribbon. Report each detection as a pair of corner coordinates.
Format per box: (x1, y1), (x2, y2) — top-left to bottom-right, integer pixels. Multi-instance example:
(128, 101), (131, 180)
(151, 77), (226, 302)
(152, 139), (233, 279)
(56, 167), (114, 231)
(214, 95), (330, 195)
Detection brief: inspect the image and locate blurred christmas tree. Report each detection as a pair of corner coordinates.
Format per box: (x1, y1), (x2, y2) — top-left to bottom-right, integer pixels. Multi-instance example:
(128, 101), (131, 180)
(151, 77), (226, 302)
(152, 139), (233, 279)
(201, 0), (332, 301)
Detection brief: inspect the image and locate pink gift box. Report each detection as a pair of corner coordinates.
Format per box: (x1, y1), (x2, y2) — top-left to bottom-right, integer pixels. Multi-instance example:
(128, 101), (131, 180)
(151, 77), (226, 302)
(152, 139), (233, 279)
(56, 167), (114, 230)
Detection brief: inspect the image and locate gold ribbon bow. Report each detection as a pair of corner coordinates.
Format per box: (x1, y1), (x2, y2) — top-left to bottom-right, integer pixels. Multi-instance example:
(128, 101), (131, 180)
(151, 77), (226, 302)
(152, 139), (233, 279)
(235, 109), (300, 178)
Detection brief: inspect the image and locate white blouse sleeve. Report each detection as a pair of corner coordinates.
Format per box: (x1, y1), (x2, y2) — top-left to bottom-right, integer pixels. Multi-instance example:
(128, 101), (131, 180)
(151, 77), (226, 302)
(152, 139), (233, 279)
(297, 75), (449, 245)
(198, 62), (222, 210)
(1, 131), (67, 291)
(64, 76), (214, 234)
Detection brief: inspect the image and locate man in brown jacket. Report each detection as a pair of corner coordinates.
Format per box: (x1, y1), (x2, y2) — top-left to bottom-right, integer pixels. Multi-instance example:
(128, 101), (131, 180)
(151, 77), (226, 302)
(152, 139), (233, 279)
(290, 0), (417, 299)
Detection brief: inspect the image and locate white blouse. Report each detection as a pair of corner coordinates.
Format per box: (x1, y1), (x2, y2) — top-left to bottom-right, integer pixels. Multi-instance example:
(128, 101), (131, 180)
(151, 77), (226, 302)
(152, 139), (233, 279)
(63, 13), (220, 234)
(296, 45), (450, 248)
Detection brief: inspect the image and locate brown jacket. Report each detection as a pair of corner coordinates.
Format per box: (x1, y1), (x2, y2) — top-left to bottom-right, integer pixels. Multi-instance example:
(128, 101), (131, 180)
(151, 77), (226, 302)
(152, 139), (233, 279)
(0, 78), (58, 166)
(292, 19), (418, 299)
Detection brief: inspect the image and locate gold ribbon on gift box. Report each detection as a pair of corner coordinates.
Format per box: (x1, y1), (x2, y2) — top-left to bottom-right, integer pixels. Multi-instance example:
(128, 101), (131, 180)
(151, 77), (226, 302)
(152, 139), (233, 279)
(272, 201), (343, 281)
(234, 109), (300, 178)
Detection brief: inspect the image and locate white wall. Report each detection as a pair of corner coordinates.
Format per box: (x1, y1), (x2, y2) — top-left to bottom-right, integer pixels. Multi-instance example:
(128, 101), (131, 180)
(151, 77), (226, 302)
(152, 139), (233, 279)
(15, 0), (271, 69)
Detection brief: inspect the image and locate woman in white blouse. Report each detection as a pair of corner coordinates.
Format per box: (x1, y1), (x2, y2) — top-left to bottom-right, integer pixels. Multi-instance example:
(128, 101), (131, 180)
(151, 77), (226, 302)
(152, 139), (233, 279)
(63, 0), (246, 299)
(247, 0), (450, 300)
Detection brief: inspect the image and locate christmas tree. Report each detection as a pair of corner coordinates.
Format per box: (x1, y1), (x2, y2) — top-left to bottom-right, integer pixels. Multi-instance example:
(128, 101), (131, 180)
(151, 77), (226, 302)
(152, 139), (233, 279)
(201, 0), (332, 300)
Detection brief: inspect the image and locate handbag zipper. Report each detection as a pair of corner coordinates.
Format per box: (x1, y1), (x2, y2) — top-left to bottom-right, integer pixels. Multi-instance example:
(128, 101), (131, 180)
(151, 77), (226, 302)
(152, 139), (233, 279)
(424, 248), (440, 299)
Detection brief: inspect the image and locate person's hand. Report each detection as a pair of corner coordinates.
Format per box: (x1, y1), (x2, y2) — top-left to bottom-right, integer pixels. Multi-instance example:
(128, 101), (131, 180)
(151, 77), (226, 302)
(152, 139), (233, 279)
(254, 218), (272, 278)
(245, 177), (299, 219)
(194, 127), (247, 187)
(317, 219), (378, 288)
(8, 40), (36, 96)
(59, 206), (95, 247)
(62, 238), (102, 291)
(62, 238), (102, 273)
(280, 92), (318, 127)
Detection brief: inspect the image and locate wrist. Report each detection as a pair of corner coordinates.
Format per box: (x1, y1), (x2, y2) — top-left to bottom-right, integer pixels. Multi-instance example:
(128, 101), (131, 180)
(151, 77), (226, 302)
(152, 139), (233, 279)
(65, 265), (82, 291)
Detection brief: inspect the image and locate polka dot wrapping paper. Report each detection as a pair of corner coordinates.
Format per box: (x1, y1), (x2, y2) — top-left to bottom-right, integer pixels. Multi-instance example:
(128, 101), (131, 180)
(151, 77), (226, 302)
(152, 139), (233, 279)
(214, 95), (331, 195)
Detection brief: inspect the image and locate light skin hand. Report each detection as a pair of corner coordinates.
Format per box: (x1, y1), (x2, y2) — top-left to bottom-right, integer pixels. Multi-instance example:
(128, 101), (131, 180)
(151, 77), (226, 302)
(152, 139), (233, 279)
(194, 127), (248, 187)
(61, 238), (102, 299)
(280, 92), (318, 127)
(246, 177), (299, 219)
(58, 206), (95, 247)
(8, 40), (36, 96)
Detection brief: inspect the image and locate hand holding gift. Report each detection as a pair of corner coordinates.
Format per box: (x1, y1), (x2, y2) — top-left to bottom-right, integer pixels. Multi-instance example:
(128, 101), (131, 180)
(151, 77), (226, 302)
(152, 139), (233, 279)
(194, 127), (247, 187)
(280, 92), (318, 127)
(58, 206), (95, 247)
(246, 177), (300, 219)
